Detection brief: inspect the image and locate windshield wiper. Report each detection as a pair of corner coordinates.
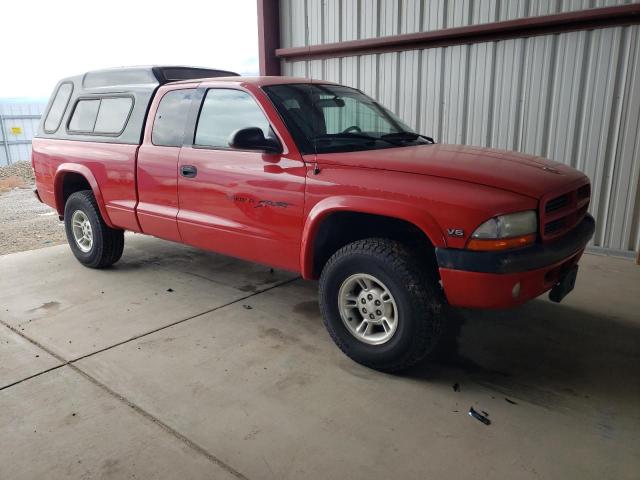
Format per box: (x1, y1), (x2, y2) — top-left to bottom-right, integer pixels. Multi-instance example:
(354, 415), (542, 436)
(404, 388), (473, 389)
(312, 133), (401, 146)
(381, 131), (435, 144)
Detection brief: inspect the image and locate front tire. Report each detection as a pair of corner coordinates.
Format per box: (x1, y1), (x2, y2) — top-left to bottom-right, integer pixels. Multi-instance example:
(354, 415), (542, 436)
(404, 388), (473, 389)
(64, 190), (124, 268)
(319, 238), (444, 372)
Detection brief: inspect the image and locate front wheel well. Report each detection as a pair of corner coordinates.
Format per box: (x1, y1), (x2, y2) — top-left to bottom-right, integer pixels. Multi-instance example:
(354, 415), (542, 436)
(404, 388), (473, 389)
(311, 211), (438, 278)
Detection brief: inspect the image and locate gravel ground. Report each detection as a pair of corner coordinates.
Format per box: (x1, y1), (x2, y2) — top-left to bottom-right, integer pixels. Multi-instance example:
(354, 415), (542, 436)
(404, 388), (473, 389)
(0, 161), (35, 182)
(0, 162), (67, 255)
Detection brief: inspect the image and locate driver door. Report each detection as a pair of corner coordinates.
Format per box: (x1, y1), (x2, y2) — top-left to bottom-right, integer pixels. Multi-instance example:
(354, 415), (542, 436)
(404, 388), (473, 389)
(177, 88), (306, 271)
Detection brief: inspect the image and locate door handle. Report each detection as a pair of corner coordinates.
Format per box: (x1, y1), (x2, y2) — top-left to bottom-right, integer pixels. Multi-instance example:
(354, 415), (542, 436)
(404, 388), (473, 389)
(180, 165), (198, 178)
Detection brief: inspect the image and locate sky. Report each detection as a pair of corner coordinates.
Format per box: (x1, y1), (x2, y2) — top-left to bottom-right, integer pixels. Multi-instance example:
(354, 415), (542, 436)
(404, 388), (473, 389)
(1, 0), (259, 100)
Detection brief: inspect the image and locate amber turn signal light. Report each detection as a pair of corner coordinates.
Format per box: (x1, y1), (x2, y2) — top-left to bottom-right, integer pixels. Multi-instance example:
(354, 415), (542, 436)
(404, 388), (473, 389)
(466, 234), (536, 251)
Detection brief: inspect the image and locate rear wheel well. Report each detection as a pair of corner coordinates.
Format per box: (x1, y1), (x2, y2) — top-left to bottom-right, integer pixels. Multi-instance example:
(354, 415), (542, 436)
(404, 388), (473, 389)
(311, 212), (438, 278)
(60, 173), (92, 215)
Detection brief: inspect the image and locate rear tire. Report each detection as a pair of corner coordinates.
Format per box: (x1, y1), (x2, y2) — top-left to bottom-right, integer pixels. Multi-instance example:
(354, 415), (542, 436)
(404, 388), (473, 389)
(64, 190), (124, 268)
(319, 238), (444, 372)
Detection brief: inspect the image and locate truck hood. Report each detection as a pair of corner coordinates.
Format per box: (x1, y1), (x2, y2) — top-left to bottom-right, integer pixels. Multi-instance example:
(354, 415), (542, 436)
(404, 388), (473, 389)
(314, 144), (588, 199)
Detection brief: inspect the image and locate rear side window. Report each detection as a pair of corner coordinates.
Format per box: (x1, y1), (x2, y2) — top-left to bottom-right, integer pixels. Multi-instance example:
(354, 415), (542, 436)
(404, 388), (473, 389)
(69, 99), (100, 132)
(44, 82), (73, 133)
(195, 89), (271, 148)
(95, 98), (134, 133)
(152, 89), (195, 147)
(68, 97), (133, 135)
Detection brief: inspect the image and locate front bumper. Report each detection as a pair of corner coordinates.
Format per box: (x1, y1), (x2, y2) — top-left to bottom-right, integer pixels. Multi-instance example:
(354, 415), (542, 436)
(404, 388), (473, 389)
(435, 214), (595, 308)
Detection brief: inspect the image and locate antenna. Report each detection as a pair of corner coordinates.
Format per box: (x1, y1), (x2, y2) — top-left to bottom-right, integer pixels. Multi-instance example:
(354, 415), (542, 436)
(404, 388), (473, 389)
(306, 1), (320, 175)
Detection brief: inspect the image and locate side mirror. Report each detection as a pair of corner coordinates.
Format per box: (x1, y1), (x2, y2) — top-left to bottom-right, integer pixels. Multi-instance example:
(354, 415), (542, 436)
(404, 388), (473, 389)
(229, 127), (282, 153)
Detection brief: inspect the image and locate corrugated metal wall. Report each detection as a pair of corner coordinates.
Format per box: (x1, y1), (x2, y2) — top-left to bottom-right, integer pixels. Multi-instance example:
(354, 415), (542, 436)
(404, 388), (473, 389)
(278, 0), (640, 255)
(0, 102), (45, 166)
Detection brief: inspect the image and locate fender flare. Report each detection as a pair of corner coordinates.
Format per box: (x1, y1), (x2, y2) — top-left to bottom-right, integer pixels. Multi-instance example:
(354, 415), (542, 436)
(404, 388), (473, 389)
(53, 163), (115, 228)
(299, 196), (446, 279)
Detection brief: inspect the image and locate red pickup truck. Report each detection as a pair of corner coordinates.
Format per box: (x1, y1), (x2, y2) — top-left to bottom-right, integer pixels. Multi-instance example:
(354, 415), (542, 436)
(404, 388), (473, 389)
(33, 66), (594, 372)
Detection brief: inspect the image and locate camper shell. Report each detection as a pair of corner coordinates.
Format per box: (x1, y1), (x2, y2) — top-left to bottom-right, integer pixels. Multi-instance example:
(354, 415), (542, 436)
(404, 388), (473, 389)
(37, 66), (238, 145)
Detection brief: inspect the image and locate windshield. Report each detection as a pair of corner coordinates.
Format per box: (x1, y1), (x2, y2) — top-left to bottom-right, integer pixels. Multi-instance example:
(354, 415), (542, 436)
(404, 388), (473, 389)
(262, 83), (432, 154)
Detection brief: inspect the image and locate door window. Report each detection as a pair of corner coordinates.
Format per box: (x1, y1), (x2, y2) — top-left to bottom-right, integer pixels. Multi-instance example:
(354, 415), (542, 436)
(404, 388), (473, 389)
(152, 89), (196, 147)
(195, 89), (271, 148)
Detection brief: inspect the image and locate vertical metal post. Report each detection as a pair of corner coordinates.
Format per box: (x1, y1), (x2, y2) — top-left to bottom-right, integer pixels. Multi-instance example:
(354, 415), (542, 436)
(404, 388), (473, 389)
(0, 114), (11, 165)
(257, 0), (282, 76)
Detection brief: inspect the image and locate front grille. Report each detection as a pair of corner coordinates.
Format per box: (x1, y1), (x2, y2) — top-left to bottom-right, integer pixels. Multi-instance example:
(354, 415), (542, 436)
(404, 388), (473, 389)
(545, 217), (566, 234)
(545, 194), (570, 213)
(578, 184), (591, 199)
(541, 182), (591, 241)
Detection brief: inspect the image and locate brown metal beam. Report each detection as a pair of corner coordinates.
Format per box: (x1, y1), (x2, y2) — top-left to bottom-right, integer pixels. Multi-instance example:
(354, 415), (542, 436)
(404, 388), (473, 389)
(276, 3), (640, 61)
(257, 0), (281, 75)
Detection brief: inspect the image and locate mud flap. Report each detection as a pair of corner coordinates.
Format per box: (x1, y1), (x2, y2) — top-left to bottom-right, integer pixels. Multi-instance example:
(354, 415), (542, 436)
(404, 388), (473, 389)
(549, 265), (579, 303)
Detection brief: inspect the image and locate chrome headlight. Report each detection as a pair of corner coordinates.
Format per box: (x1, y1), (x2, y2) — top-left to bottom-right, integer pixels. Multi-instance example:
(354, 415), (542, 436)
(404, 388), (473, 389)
(468, 211), (537, 251)
(472, 211), (537, 239)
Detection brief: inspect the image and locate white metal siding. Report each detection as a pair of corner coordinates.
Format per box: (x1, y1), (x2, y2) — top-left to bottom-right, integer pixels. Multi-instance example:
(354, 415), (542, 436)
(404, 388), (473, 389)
(0, 102), (44, 166)
(279, 0), (640, 254)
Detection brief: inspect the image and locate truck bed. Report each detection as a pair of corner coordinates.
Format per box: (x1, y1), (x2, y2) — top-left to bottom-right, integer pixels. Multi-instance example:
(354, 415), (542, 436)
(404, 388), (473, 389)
(32, 138), (141, 232)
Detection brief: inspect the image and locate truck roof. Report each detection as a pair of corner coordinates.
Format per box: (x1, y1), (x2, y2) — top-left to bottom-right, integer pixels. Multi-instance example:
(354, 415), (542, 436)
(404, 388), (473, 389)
(169, 76), (339, 87)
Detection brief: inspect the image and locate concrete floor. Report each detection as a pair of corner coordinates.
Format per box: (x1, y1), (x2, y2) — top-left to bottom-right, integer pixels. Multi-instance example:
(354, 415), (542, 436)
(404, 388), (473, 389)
(1, 234), (639, 479)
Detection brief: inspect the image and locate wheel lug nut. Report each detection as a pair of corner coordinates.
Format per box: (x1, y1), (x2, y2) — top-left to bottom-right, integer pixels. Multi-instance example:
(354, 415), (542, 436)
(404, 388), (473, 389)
(361, 299), (366, 304)
(362, 308), (367, 313)
(375, 300), (381, 306)
(369, 314), (375, 319)
(367, 294), (373, 300)
(376, 310), (382, 315)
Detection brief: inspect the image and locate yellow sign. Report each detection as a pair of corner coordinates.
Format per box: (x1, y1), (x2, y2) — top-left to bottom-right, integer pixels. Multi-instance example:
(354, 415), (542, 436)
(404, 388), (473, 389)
(10, 127), (22, 135)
